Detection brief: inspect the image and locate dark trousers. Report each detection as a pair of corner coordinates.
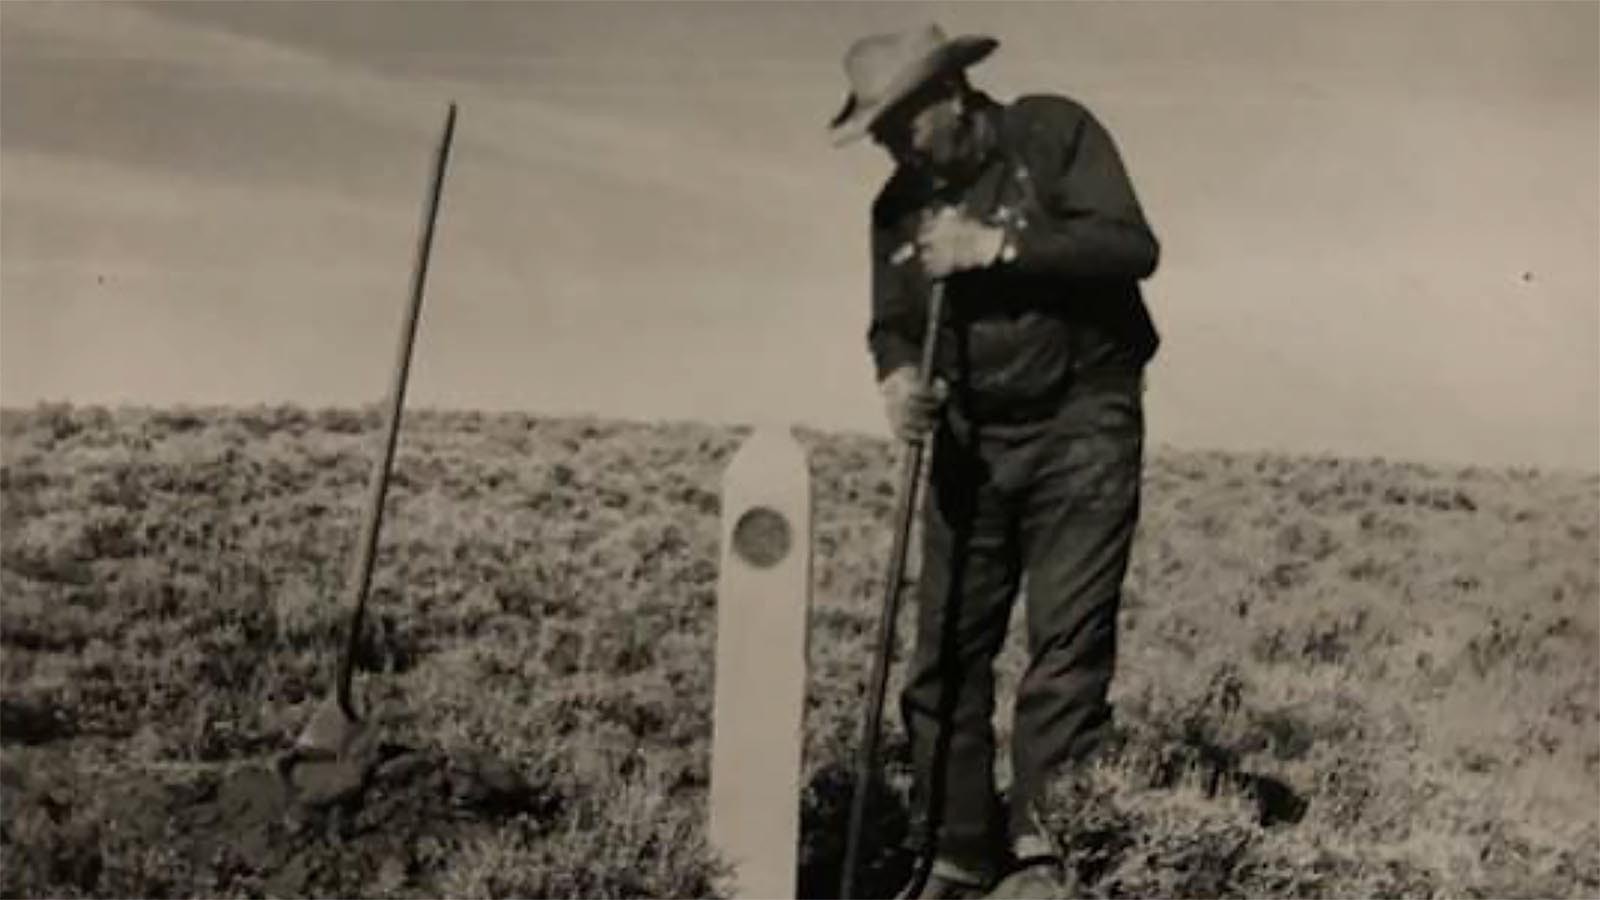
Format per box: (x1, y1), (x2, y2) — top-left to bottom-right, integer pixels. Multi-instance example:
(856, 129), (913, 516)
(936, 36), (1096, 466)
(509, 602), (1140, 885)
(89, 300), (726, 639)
(900, 376), (1144, 875)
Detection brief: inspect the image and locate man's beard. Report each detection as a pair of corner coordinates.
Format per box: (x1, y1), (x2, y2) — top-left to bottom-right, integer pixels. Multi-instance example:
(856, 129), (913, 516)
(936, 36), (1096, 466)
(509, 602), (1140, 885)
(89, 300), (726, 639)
(912, 116), (983, 185)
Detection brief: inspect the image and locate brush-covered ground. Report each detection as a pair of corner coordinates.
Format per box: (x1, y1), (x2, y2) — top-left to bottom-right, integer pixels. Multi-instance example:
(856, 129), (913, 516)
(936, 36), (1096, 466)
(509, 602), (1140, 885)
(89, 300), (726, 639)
(1, 402), (1595, 899)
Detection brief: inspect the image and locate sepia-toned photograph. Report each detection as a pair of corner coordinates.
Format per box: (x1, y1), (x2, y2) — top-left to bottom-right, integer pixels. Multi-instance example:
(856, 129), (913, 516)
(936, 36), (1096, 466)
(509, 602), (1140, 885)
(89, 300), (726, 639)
(1, 2), (1595, 898)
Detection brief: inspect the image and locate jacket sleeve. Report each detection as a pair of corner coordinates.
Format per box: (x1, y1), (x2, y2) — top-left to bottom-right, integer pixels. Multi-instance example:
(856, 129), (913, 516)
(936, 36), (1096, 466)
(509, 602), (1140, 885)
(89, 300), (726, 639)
(1003, 101), (1160, 281)
(867, 204), (923, 382)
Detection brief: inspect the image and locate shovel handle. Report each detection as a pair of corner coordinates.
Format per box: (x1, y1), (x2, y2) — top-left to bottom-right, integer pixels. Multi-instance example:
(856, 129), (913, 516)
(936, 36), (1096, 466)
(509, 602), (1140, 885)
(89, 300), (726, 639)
(840, 278), (945, 900)
(335, 102), (458, 715)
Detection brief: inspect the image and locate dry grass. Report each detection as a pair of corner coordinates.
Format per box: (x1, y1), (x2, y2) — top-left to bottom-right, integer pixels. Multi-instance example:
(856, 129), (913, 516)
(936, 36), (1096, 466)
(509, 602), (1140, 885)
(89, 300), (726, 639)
(1, 401), (1595, 898)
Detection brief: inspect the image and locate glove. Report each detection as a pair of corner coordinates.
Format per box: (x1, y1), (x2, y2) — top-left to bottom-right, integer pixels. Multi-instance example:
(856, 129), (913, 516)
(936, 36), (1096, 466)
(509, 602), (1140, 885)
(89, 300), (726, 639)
(880, 366), (949, 443)
(915, 207), (1006, 279)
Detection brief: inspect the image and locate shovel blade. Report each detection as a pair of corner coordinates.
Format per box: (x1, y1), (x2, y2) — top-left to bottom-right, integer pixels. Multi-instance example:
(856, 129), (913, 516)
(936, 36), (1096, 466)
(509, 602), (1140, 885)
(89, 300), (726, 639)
(279, 696), (382, 805)
(293, 695), (368, 759)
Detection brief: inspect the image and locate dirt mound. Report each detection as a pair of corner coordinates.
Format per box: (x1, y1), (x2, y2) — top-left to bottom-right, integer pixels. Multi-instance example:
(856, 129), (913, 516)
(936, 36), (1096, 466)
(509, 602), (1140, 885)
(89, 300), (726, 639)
(1, 743), (564, 898)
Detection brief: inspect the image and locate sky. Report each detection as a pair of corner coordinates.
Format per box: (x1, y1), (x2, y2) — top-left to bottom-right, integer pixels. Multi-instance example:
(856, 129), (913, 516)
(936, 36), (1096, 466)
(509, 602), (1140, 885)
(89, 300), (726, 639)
(1, 1), (1596, 471)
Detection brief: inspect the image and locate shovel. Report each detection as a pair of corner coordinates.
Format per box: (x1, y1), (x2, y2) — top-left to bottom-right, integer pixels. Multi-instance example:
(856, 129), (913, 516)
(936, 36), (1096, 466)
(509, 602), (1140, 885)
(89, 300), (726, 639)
(287, 101), (458, 767)
(840, 277), (946, 900)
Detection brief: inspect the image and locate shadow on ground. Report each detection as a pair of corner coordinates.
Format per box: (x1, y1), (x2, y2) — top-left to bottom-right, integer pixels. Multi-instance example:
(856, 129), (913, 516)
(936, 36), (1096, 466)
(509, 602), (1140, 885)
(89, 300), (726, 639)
(798, 761), (915, 899)
(1150, 733), (1310, 827)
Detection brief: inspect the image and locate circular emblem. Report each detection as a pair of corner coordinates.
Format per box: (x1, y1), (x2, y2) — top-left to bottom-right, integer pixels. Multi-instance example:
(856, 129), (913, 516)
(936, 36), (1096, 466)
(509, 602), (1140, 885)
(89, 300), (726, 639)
(731, 506), (791, 568)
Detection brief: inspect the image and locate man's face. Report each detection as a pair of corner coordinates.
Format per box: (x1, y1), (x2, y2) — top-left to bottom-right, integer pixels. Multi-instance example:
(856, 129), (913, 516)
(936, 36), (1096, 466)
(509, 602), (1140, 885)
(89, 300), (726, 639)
(870, 78), (966, 174)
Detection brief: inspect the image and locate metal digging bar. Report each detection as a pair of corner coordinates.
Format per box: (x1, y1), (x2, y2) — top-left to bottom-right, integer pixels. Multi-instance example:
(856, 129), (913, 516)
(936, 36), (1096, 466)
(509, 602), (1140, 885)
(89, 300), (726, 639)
(840, 277), (946, 900)
(291, 101), (458, 761)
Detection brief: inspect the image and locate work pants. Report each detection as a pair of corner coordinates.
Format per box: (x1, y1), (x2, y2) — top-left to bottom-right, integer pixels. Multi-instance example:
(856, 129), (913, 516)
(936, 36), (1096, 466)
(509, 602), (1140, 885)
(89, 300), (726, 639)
(900, 375), (1144, 877)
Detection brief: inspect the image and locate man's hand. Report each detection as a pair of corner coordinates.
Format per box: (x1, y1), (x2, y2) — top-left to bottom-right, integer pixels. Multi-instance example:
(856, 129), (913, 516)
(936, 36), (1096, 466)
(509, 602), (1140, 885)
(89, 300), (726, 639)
(880, 366), (949, 443)
(915, 207), (1005, 279)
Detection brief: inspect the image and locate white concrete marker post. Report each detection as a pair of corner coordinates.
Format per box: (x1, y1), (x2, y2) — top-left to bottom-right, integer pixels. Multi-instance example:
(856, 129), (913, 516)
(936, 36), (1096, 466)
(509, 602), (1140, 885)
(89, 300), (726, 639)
(710, 425), (814, 900)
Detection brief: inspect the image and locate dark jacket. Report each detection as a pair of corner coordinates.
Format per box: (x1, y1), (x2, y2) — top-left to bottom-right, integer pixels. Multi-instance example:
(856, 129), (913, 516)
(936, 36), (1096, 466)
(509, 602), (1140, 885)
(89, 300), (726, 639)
(868, 91), (1161, 424)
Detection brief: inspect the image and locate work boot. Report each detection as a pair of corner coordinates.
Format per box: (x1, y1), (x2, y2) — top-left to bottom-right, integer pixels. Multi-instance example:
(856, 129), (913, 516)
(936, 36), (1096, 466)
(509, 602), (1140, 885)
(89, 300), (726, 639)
(985, 826), (1072, 899)
(895, 858), (995, 899)
(985, 858), (1067, 899)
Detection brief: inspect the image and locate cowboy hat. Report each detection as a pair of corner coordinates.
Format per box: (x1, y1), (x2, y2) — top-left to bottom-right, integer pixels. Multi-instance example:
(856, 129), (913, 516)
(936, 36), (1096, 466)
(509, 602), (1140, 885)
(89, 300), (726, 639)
(828, 23), (998, 147)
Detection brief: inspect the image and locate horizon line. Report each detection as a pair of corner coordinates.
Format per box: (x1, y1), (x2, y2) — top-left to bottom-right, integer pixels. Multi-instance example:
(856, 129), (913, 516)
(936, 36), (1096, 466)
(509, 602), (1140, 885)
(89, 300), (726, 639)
(2, 397), (1594, 478)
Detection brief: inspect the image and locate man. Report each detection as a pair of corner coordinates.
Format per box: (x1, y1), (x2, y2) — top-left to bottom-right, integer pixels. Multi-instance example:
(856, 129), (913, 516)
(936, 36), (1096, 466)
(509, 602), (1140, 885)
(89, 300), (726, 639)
(829, 23), (1161, 899)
